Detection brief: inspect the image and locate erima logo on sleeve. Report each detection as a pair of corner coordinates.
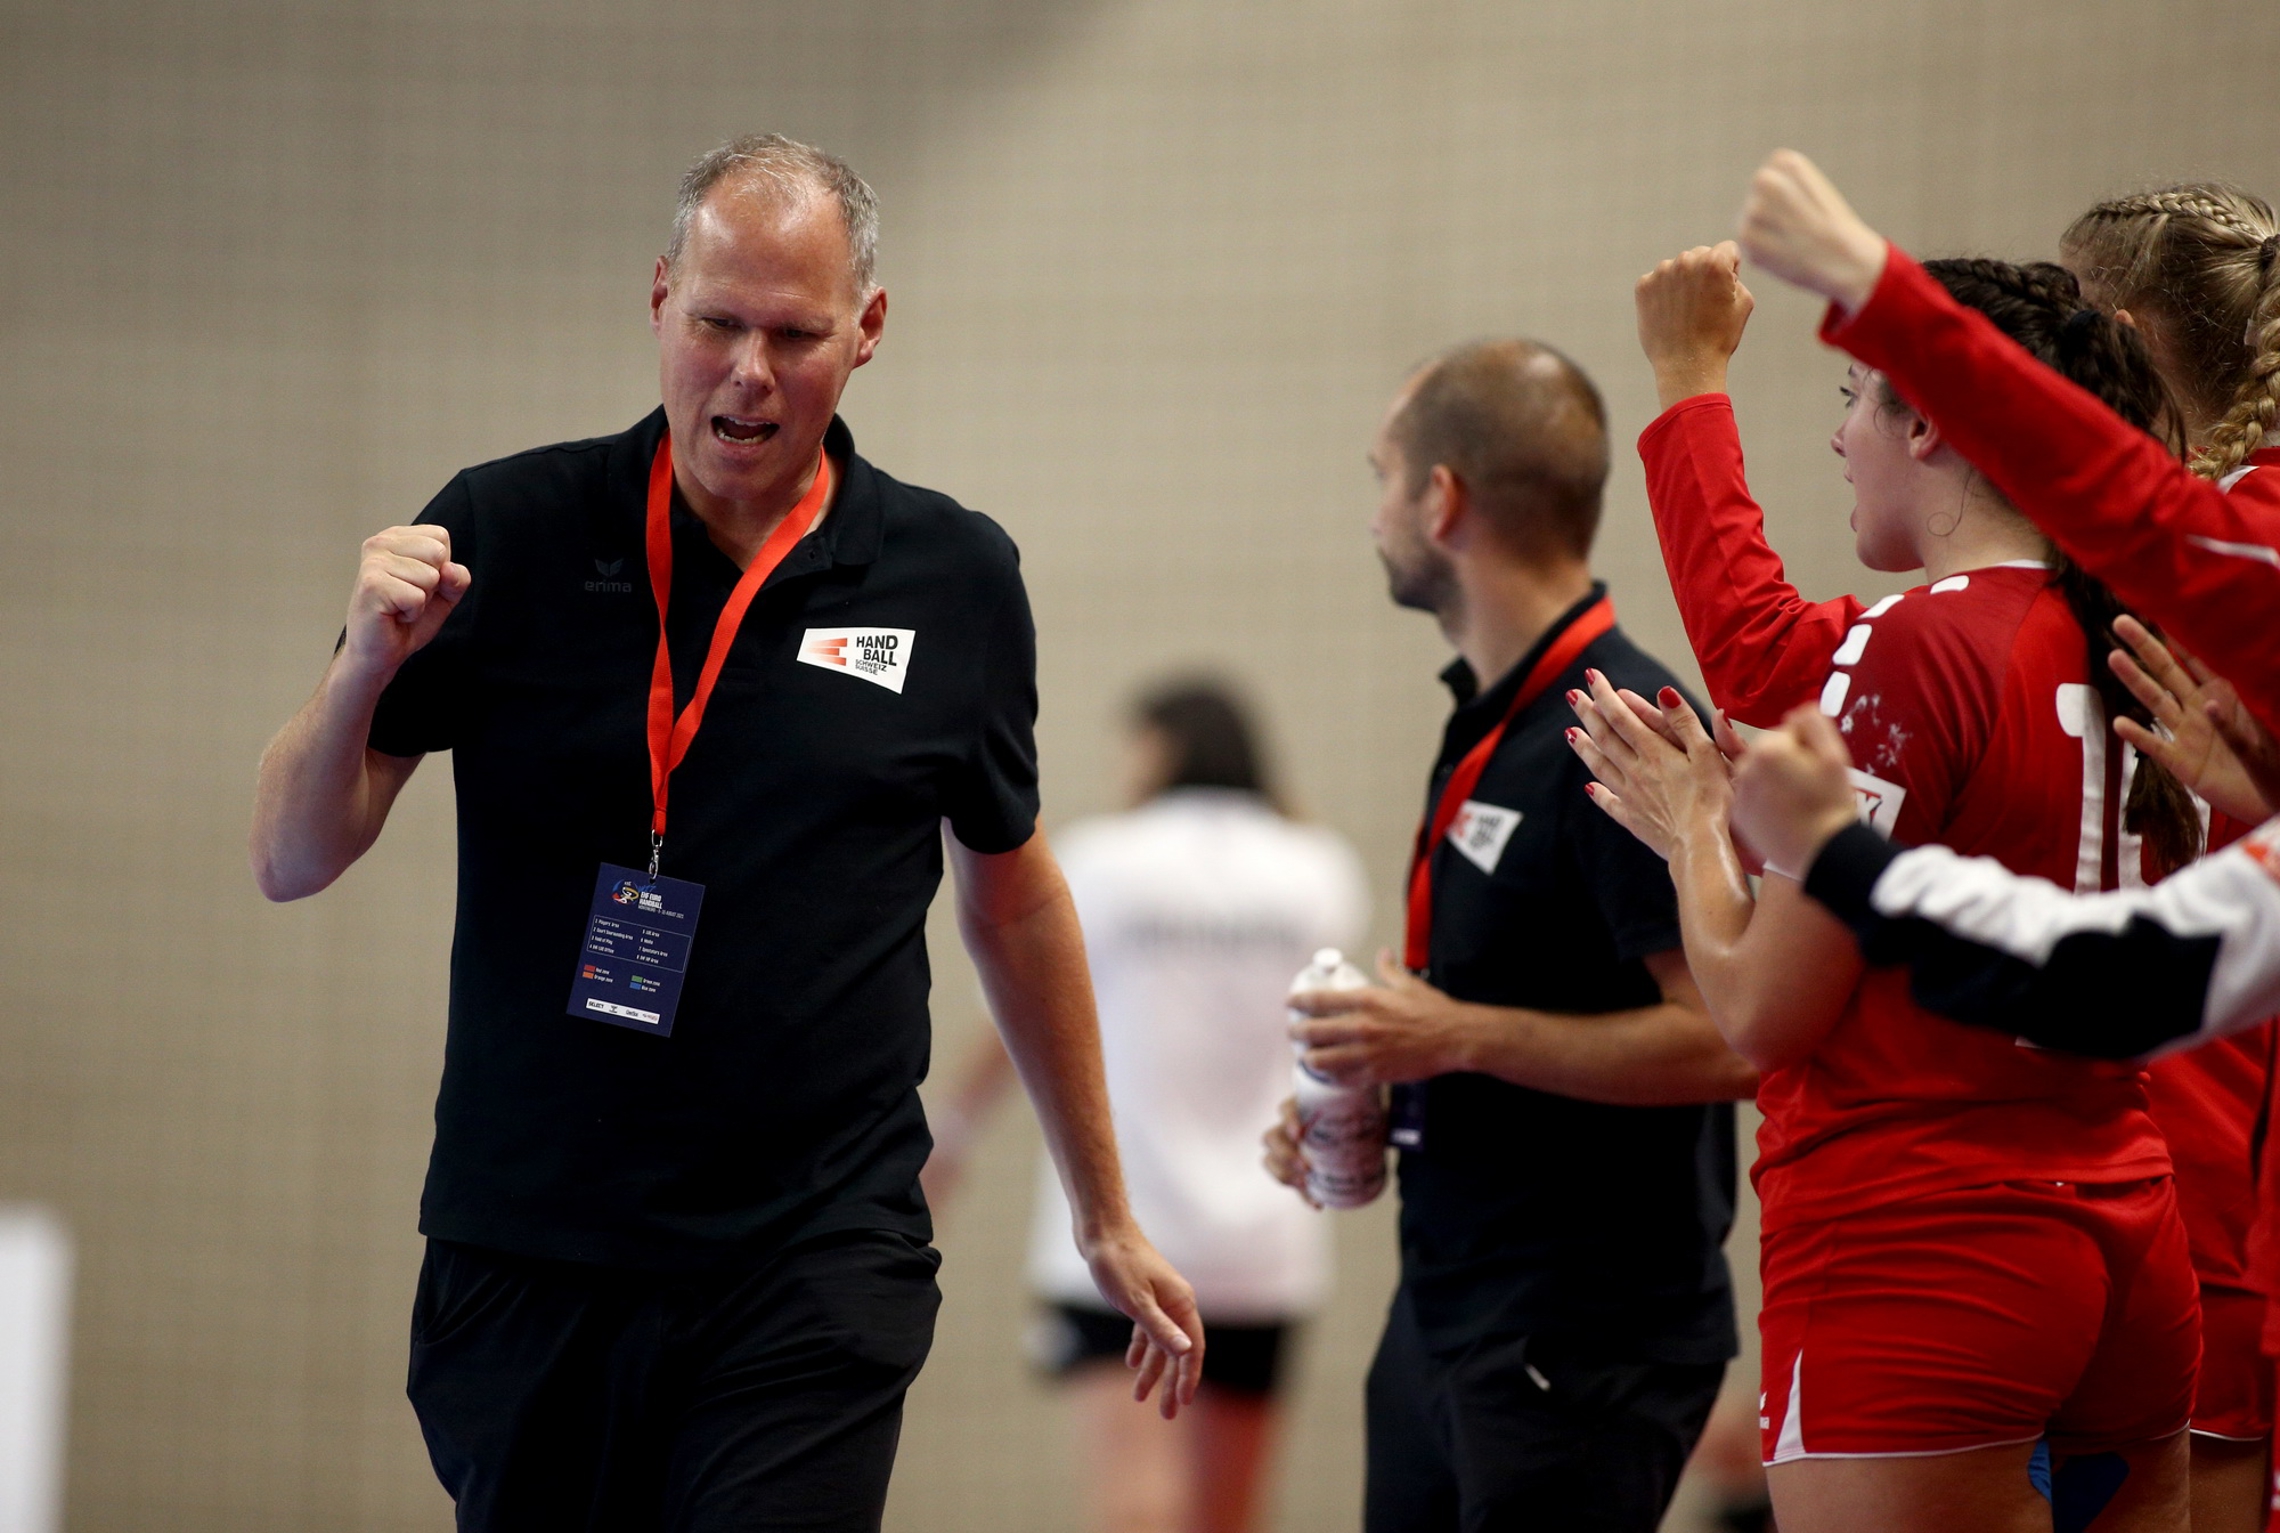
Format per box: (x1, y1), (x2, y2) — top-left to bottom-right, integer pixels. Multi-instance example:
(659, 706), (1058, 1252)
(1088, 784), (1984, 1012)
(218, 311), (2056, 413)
(797, 628), (915, 693)
(1447, 800), (1522, 873)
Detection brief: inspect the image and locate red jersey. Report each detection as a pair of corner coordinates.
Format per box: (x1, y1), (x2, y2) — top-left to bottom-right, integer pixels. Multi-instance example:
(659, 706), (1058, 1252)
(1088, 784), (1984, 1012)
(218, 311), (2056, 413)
(1823, 248), (2280, 740)
(2148, 1027), (2274, 1291)
(1749, 565), (2169, 1228)
(1776, 258), (2280, 1309)
(2146, 801), (2276, 1319)
(1641, 403), (2170, 1227)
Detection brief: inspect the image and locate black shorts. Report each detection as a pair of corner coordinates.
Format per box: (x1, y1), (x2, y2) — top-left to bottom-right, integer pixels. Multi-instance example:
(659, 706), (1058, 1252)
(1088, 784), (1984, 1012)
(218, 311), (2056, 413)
(1364, 1284), (1724, 1533)
(1032, 1301), (1296, 1396)
(406, 1229), (940, 1533)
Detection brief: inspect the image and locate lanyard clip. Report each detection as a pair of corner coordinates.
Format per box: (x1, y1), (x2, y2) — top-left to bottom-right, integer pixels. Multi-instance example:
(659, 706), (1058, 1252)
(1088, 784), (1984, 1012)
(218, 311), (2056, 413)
(647, 831), (663, 883)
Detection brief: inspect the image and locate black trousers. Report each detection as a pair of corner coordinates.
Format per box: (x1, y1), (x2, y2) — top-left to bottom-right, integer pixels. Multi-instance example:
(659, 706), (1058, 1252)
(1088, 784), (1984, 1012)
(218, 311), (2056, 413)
(407, 1229), (941, 1533)
(1365, 1285), (1725, 1533)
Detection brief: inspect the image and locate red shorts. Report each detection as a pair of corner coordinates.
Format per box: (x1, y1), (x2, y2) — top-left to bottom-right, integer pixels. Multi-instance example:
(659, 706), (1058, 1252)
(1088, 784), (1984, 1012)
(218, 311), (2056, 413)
(1759, 1177), (2199, 1463)
(2196, 1280), (2274, 1442)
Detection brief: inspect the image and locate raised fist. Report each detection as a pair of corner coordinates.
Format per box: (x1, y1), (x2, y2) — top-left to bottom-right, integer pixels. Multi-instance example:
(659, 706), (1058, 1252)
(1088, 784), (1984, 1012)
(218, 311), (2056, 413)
(1635, 242), (1755, 409)
(341, 525), (471, 680)
(1730, 705), (1860, 879)
(1735, 150), (1888, 314)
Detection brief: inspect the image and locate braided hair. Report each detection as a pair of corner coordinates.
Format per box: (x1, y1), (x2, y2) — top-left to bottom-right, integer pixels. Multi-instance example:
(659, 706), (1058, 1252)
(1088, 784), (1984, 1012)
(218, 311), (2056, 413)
(2063, 183), (2280, 482)
(1882, 258), (2202, 875)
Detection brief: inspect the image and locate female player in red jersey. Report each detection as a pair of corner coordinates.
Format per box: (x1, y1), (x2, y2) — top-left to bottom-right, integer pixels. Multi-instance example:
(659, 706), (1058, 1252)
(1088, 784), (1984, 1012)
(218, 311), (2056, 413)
(1725, 151), (2280, 1532)
(1641, 184), (2280, 1532)
(2061, 186), (2280, 1533)
(1579, 242), (2207, 1525)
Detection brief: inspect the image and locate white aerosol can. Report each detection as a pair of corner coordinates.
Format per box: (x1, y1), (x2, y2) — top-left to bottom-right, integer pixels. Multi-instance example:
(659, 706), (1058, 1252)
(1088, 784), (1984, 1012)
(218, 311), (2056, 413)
(1288, 948), (1389, 1209)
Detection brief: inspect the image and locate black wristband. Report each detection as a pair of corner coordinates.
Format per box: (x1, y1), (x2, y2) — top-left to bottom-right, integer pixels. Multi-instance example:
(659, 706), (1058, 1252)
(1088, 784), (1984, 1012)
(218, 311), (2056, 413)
(1801, 821), (1900, 933)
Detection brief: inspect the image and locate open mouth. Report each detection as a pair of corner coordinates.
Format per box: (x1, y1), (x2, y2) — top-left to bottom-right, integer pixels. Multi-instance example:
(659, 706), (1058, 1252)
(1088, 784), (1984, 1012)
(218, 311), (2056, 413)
(712, 415), (778, 445)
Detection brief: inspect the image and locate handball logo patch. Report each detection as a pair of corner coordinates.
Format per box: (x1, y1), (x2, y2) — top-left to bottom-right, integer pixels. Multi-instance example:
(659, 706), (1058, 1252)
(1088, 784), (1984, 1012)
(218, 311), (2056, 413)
(1447, 800), (1522, 873)
(797, 627), (915, 694)
(1847, 767), (1906, 834)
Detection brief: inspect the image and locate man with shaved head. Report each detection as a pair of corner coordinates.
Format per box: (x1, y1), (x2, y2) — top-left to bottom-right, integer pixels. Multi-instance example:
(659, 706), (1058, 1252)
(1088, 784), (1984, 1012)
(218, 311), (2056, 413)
(1266, 340), (1754, 1532)
(250, 134), (1199, 1532)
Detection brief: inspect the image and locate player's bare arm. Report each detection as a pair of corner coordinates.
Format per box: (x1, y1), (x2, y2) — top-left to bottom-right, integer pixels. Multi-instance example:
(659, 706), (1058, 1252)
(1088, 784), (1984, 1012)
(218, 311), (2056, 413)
(250, 526), (470, 901)
(1568, 671), (1859, 1073)
(947, 827), (1205, 1418)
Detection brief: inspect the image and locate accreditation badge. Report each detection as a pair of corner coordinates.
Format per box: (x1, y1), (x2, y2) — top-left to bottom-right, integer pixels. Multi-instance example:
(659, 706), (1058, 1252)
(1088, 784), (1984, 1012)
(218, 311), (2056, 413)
(566, 864), (705, 1037)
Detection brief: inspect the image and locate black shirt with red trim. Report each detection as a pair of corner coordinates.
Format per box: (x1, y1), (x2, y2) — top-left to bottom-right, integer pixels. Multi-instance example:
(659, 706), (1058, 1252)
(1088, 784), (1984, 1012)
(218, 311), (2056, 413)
(1395, 584), (1737, 1363)
(367, 408), (1039, 1270)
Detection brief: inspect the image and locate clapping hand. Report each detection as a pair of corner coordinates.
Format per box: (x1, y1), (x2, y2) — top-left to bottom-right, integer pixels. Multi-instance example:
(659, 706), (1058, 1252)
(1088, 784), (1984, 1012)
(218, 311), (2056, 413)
(1565, 671), (1748, 863)
(2108, 616), (2280, 824)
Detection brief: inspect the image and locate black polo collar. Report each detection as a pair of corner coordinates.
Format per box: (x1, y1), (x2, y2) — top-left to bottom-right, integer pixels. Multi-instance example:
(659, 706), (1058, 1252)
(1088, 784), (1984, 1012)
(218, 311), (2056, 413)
(1439, 581), (1611, 713)
(614, 408), (885, 582)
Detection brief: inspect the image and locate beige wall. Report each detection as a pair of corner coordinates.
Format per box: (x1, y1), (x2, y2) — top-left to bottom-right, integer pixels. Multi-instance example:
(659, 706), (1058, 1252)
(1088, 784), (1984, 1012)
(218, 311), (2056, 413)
(2, 1), (2275, 1527)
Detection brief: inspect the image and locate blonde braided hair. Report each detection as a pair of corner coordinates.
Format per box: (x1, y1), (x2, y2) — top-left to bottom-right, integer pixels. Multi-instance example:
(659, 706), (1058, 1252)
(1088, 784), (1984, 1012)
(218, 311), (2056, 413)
(2062, 183), (2280, 480)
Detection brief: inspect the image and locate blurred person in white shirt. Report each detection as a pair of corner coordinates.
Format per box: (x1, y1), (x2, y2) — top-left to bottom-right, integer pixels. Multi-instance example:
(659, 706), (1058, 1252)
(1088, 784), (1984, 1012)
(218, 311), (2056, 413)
(926, 677), (1369, 1533)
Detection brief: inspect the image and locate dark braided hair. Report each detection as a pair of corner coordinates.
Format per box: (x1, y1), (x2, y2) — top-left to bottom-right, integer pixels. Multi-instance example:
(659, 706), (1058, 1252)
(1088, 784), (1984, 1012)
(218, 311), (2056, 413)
(1881, 258), (2202, 875)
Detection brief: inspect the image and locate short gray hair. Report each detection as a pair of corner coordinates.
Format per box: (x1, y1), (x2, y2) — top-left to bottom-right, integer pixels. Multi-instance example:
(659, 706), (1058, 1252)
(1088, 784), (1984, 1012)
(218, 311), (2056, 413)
(666, 134), (879, 296)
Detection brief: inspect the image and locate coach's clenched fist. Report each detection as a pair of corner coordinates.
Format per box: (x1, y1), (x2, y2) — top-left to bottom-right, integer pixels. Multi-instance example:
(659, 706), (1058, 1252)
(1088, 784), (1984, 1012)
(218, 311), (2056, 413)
(342, 526), (471, 679)
(248, 523), (469, 902)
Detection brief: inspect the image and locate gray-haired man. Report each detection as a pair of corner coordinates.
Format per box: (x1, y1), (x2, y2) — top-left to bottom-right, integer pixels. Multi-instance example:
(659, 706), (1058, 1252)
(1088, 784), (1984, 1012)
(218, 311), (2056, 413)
(250, 134), (1200, 1531)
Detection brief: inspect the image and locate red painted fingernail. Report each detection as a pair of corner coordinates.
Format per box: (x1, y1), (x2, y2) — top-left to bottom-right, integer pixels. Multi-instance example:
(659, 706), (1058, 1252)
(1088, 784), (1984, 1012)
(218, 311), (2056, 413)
(1660, 686), (1681, 706)
(1566, 727), (1579, 743)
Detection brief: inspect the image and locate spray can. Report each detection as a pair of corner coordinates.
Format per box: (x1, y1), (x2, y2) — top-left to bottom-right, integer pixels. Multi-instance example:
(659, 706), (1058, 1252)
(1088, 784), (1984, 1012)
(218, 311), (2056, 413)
(1288, 948), (1389, 1208)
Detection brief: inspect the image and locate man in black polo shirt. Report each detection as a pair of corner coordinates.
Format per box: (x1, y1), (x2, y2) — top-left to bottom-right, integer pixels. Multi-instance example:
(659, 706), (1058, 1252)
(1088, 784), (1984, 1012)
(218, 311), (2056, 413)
(1266, 340), (1757, 1532)
(249, 134), (1199, 1532)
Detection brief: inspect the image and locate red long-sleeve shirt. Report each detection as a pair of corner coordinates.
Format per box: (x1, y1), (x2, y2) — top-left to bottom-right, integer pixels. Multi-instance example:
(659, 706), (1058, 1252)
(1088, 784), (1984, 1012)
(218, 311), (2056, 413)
(1638, 400), (2167, 1230)
(1818, 246), (2280, 1343)
(1823, 246), (2280, 739)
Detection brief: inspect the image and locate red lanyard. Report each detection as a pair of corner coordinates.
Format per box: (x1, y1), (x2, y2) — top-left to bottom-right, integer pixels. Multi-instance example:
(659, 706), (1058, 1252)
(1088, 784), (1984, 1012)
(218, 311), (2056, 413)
(1403, 595), (1616, 971)
(642, 433), (833, 874)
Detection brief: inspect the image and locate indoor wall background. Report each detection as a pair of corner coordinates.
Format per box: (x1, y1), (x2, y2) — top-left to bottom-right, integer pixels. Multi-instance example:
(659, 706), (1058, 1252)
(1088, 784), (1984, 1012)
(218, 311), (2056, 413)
(1, 1), (2275, 1527)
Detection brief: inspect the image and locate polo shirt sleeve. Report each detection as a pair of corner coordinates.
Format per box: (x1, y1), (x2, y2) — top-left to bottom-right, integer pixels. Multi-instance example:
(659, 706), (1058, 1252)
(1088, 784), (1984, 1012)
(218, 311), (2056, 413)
(367, 473), (480, 758)
(941, 546), (1041, 854)
(1567, 766), (1686, 962)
